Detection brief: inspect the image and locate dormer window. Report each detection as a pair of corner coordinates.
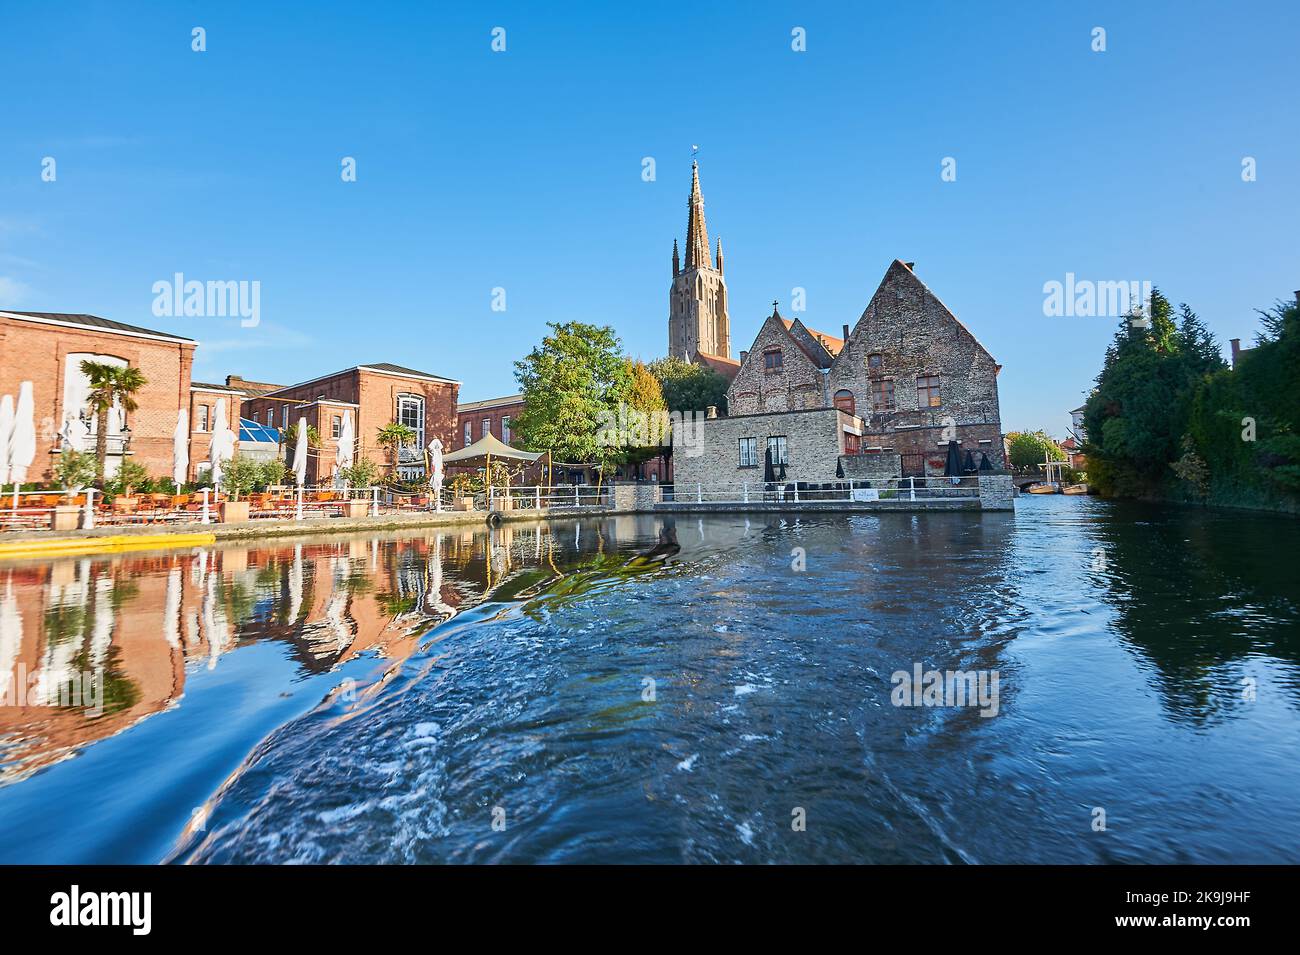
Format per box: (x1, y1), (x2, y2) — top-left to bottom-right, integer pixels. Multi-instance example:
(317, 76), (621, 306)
(763, 349), (783, 372)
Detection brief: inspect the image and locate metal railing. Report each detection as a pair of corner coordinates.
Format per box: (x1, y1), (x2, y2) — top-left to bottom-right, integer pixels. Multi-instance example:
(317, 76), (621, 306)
(664, 475), (981, 505)
(0, 482), (620, 533)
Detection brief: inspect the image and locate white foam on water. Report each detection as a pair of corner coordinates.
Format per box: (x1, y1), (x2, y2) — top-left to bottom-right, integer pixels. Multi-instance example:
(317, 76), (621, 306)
(677, 753), (698, 772)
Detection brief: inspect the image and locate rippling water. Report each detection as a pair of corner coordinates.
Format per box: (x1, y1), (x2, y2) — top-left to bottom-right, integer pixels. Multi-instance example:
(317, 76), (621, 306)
(1, 497), (1297, 863)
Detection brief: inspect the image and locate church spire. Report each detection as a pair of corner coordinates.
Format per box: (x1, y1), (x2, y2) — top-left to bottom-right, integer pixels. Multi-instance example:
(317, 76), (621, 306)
(684, 160), (710, 270)
(672, 238), (680, 277)
(716, 237), (724, 275)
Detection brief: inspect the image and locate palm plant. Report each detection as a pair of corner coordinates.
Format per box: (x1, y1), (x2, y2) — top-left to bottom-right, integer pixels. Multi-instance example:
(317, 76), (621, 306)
(80, 361), (147, 488)
(375, 422), (416, 476)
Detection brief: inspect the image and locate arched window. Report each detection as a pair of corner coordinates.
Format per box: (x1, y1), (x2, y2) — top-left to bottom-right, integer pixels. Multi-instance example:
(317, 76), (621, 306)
(833, 389), (855, 415)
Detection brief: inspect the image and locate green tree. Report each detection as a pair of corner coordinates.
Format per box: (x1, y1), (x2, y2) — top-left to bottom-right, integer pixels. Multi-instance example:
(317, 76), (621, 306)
(80, 361), (148, 488)
(1005, 430), (1065, 471)
(618, 359), (668, 471)
(339, 457), (380, 487)
(219, 455), (261, 501)
(258, 458), (288, 489)
(647, 355), (730, 414)
(53, 450), (98, 498)
(110, 459), (150, 497)
(513, 322), (632, 474)
(375, 423), (416, 476)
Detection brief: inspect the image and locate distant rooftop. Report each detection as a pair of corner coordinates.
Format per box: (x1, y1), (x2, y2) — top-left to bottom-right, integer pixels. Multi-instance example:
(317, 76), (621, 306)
(0, 310), (193, 342)
(458, 393), (525, 413)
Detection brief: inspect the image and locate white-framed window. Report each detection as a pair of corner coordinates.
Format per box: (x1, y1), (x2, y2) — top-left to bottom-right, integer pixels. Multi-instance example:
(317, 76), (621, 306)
(197, 404), (211, 432)
(767, 435), (788, 466)
(502, 415), (511, 444)
(332, 415), (342, 439)
(266, 410), (273, 426)
(282, 406), (290, 429)
(464, 421), (472, 447)
(738, 437), (758, 467)
(397, 394), (425, 447)
(481, 417), (491, 439)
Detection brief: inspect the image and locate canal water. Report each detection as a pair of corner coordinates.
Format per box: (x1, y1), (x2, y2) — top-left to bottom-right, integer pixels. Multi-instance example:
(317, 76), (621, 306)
(0, 497), (1297, 864)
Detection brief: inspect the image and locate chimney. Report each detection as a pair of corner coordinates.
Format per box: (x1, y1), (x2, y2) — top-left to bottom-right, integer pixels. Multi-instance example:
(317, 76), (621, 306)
(705, 405), (718, 419)
(740, 350), (748, 363)
(1294, 290), (1300, 305)
(904, 261), (915, 271)
(1230, 338), (1241, 368)
(842, 324), (850, 341)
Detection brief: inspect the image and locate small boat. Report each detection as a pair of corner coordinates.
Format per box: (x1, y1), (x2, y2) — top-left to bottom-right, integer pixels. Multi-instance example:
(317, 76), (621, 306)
(1062, 483), (1089, 495)
(1027, 482), (1060, 494)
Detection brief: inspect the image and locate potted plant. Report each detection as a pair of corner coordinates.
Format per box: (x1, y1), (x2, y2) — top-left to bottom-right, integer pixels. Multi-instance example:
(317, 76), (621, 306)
(337, 458), (380, 517)
(218, 455), (260, 523)
(110, 459), (150, 513)
(51, 449), (98, 530)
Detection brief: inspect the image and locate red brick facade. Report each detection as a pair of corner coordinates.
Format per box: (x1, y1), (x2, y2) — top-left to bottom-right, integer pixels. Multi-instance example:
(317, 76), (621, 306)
(244, 365), (459, 485)
(0, 311), (196, 483)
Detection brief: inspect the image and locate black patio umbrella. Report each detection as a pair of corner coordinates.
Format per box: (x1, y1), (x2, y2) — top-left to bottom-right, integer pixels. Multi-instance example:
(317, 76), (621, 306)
(763, 447), (776, 484)
(978, 451), (994, 471)
(836, 457), (845, 479)
(963, 449), (977, 474)
(777, 461), (788, 481)
(943, 440), (963, 477)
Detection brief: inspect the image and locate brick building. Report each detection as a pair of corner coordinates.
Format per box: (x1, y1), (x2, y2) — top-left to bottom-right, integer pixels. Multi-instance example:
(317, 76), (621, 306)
(0, 310), (198, 482)
(243, 363), (459, 485)
(677, 260), (1004, 486)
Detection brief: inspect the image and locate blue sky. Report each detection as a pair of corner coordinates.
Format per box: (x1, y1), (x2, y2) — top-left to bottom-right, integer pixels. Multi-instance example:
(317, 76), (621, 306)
(2, 0), (1296, 436)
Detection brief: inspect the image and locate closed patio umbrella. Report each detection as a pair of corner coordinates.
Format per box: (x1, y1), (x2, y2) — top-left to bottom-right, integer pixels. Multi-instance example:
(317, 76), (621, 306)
(10, 383), (36, 514)
(10, 383), (35, 483)
(0, 394), (13, 487)
(172, 408), (189, 487)
(978, 451), (994, 471)
(763, 446), (775, 484)
(943, 440), (962, 477)
(334, 410), (354, 487)
(963, 449), (977, 474)
(292, 417), (309, 485)
(208, 398), (235, 491)
(292, 417), (309, 520)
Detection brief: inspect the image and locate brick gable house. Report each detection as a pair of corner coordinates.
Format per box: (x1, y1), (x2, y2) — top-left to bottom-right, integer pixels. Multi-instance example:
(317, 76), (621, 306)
(677, 261), (1003, 487)
(826, 260), (1003, 473)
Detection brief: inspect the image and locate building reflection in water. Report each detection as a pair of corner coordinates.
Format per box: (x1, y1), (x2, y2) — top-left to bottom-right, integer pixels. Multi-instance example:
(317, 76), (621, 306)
(0, 518), (664, 786)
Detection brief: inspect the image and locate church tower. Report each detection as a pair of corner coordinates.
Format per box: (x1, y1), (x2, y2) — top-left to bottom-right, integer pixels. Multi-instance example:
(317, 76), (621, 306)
(668, 162), (731, 361)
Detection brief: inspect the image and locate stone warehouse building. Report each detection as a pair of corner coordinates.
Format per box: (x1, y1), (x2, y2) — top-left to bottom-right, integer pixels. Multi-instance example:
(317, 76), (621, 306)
(242, 363), (459, 485)
(674, 260), (1004, 486)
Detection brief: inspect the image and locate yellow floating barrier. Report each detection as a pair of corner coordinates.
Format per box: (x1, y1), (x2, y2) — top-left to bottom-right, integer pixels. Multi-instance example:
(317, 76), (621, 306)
(0, 532), (217, 561)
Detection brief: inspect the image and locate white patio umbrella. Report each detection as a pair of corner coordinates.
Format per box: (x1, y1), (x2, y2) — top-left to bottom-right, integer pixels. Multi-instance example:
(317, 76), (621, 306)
(292, 417), (308, 519)
(9, 383), (36, 516)
(427, 437), (444, 511)
(334, 410), (354, 488)
(0, 394), (13, 488)
(208, 398), (235, 492)
(172, 408), (189, 487)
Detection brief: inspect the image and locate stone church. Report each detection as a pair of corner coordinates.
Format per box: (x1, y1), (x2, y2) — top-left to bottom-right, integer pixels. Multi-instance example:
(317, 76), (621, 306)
(667, 162), (740, 380)
(669, 168), (1004, 486)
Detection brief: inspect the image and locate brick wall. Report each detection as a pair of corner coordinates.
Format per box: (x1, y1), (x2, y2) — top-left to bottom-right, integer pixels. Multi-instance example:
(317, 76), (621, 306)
(672, 407), (852, 487)
(0, 315), (195, 482)
(188, 387), (243, 482)
(727, 314), (828, 415)
(245, 367), (458, 484)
